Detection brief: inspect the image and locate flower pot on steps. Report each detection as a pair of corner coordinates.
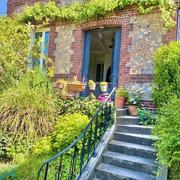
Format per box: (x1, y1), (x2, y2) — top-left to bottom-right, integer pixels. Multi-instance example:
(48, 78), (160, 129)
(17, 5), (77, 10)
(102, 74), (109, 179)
(115, 96), (127, 108)
(128, 105), (138, 116)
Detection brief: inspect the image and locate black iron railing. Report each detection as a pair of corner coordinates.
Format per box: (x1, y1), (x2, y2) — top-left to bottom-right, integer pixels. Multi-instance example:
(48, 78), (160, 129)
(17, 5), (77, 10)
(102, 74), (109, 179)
(37, 87), (116, 180)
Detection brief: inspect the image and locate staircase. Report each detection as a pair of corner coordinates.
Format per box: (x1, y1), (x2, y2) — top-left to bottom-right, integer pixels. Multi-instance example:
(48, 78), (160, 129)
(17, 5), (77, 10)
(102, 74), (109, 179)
(93, 108), (158, 180)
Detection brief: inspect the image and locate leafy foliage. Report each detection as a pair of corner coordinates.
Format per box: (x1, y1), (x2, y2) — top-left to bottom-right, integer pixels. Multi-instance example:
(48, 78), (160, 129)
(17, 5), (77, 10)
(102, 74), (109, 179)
(153, 97), (180, 167)
(168, 163), (180, 180)
(52, 113), (89, 150)
(17, 0), (175, 29)
(13, 154), (49, 180)
(153, 42), (180, 107)
(56, 96), (100, 118)
(31, 136), (53, 157)
(128, 86), (144, 106)
(0, 70), (56, 145)
(0, 132), (11, 162)
(138, 108), (156, 125)
(116, 87), (128, 98)
(0, 17), (32, 92)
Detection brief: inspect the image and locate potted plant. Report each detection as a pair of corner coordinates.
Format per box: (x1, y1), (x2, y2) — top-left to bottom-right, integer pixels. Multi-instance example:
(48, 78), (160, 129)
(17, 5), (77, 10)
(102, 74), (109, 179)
(128, 87), (144, 116)
(88, 80), (96, 91)
(115, 88), (128, 108)
(55, 79), (66, 89)
(100, 81), (108, 92)
(67, 76), (86, 93)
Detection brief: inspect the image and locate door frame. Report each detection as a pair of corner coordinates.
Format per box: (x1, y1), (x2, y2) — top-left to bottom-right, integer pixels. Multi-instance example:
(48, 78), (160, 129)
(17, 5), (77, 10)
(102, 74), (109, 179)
(82, 27), (122, 94)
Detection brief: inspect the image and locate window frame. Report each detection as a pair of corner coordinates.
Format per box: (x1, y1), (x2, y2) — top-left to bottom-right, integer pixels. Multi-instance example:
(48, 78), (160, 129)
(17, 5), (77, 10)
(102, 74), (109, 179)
(30, 29), (50, 69)
(177, 9), (180, 41)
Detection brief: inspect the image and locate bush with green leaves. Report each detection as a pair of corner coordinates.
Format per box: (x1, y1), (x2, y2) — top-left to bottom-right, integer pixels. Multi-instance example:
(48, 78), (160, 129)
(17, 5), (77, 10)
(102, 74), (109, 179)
(18, 0), (175, 29)
(0, 70), (56, 150)
(13, 154), (49, 180)
(31, 136), (53, 157)
(0, 131), (11, 162)
(0, 17), (32, 92)
(153, 97), (180, 169)
(56, 96), (100, 118)
(138, 108), (157, 125)
(168, 163), (180, 180)
(116, 88), (128, 98)
(153, 41), (180, 107)
(52, 113), (89, 150)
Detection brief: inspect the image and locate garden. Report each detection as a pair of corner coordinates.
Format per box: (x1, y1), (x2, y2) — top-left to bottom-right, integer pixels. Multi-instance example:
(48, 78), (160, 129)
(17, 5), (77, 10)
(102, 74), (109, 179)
(0, 0), (179, 179)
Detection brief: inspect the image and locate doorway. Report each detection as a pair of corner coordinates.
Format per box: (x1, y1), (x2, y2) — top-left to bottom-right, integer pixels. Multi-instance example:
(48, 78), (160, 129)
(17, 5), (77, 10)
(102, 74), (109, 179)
(82, 28), (121, 95)
(88, 29), (115, 83)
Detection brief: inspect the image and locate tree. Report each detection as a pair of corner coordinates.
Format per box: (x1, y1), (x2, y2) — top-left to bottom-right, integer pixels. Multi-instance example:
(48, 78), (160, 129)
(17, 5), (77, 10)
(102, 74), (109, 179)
(0, 17), (31, 92)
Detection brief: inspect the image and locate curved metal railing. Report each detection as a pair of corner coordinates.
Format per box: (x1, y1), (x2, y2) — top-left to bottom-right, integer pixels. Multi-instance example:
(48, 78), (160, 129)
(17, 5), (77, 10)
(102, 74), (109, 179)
(37, 87), (116, 180)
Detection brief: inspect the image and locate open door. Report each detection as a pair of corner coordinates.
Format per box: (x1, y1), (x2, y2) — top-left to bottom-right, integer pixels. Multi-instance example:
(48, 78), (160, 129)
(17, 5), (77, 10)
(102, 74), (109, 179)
(82, 31), (92, 82)
(111, 29), (121, 90)
(82, 28), (121, 97)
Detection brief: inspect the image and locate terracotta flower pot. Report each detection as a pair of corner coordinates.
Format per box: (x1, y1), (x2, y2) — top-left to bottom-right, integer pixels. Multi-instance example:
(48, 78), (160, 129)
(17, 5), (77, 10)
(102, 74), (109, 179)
(115, 96), (126, 108)
(128, 105), (138, 116)
(67, 83), (86, 93)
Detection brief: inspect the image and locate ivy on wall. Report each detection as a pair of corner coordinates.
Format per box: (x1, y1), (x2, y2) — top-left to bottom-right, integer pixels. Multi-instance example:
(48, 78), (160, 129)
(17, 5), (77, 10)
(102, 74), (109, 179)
(17, 0), (176, 29)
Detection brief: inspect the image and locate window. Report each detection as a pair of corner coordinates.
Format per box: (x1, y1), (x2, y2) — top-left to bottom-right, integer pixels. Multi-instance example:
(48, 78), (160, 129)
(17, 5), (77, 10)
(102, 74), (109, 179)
(0, 0), (7, 16)
(177, 9), (180, 40)
(30, 31), (50, 69)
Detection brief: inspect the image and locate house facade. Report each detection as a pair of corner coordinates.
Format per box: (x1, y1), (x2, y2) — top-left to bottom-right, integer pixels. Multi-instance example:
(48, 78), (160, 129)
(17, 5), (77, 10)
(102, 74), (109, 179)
(7, 0), (180, 109)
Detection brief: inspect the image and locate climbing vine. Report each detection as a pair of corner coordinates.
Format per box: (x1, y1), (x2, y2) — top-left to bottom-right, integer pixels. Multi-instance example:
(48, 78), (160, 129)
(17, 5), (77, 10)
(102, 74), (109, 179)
(17, 0), (176, 29)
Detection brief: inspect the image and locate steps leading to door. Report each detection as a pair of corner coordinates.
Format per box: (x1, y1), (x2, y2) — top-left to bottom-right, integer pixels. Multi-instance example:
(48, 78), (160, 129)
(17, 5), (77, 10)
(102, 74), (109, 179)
(116, 125), (153, 134)
(96, 163), (156, 180)
(116, 115), (139, 125)
(108, 140), (156, 159)
(102, 151), (157, 175)
(93, 108), (158, 180)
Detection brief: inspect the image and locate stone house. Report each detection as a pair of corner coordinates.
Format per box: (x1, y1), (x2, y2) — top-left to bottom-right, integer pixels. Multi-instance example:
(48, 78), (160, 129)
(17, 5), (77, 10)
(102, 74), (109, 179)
(7, 0), (180, 109)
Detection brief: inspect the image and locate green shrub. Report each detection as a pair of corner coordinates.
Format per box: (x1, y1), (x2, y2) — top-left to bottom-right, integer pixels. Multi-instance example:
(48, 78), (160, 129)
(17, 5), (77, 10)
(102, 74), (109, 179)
(56, 96), (100, 118)
(31, 136), (52, 157)
(168, 163), (180, 180)
(0, 132), (11, 161)
(18, 1), (175, 29)
(153, 97), (180, 167)
(0, 163), (16, 180)
(0, 17), (31, 92)
(52, 113), (89, 150)
(153, 42), (180, 107)
(115, 88), (128, 98)
(13, 154), (48, 180)
(138, 108), (157, 125)
(0, 70), (56, 146)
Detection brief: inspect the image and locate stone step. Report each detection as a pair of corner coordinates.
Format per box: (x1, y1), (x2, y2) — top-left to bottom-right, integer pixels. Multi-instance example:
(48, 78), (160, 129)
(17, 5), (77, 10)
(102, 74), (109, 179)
(116, 125), (153, 135)
(96, 163), (156, 180)
(108, 140), (156, 159)
(113, 132), (158, 146)
(102, 151), (158, 175)
(116, 108), (128, 116)
(116, 115), (139, 125)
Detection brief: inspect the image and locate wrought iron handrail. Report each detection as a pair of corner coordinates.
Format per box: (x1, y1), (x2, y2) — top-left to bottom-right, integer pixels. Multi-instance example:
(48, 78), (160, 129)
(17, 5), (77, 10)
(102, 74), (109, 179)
(37, 87), (116, 180)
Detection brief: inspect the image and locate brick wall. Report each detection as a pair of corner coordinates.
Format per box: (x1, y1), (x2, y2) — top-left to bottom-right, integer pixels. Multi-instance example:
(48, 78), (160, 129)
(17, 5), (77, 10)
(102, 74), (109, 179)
(8, 0), (35, 15)
(69, 8), (177, 109)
